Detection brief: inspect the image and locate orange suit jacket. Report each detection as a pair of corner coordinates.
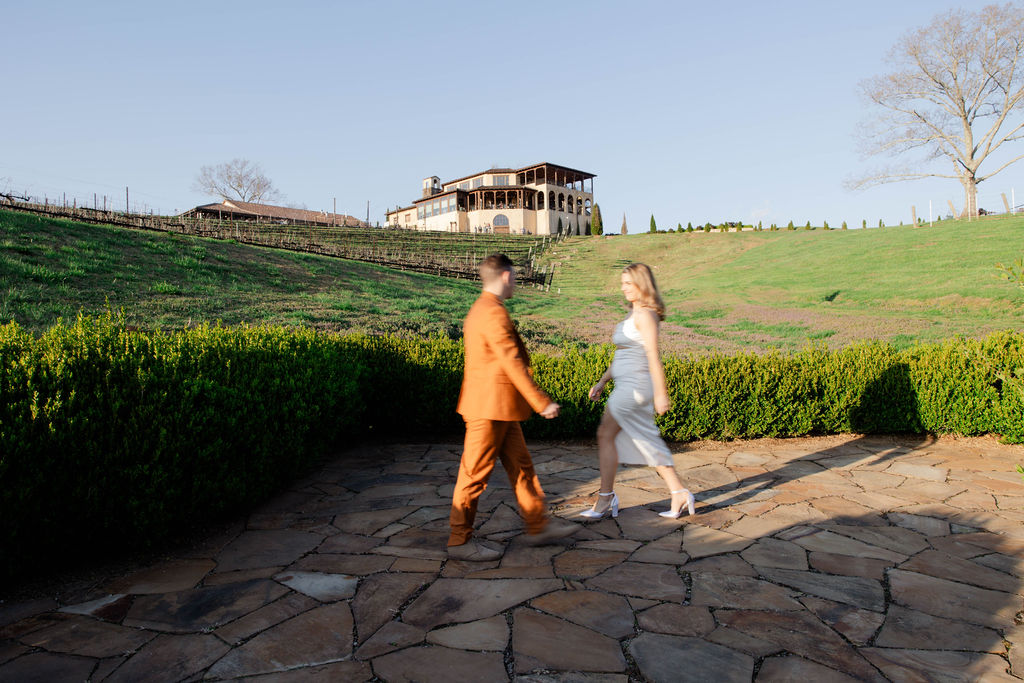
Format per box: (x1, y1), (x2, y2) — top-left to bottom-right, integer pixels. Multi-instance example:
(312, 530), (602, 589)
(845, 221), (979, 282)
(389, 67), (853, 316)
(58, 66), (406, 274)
(457, 292), (551, 422)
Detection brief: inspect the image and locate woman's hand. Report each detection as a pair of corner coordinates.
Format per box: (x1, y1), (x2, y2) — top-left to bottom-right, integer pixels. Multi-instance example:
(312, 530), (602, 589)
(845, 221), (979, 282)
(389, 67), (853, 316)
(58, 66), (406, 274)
(588, 382), (605, 401)
(654, 392), (671, 415)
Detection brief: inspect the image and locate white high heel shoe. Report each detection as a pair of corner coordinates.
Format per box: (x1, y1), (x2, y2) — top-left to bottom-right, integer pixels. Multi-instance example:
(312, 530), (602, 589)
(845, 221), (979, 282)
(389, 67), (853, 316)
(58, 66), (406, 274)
(579, 491), (619, 520)
(659, 489), (696, 519)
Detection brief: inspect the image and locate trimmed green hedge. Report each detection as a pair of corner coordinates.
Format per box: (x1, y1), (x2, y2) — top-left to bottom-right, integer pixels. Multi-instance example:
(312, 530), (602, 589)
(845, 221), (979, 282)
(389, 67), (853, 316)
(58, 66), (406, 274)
(2, 314), (1022, 582)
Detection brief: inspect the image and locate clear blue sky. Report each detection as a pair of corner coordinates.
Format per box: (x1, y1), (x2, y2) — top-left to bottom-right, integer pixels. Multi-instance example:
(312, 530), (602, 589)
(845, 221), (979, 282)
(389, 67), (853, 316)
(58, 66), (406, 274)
(2, 1), (1016, 230)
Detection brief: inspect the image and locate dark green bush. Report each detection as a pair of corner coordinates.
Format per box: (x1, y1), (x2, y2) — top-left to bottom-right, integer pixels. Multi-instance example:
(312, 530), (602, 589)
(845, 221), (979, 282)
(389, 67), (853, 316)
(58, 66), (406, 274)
(3, 314), (1022, 583)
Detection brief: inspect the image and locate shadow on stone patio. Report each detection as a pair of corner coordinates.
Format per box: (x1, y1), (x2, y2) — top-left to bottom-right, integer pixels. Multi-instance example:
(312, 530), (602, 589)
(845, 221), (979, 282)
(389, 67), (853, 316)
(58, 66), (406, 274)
(0, 434), (1022, 682)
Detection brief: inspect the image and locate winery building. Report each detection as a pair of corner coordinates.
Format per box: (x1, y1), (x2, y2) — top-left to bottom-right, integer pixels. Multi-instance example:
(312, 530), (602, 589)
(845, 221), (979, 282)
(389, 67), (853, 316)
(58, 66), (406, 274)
(385, 162), (595, 235)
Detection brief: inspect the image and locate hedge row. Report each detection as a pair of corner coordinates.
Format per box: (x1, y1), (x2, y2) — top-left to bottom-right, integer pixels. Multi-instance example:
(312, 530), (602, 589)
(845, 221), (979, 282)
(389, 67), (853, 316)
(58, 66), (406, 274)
(2, 315), (1022, 581)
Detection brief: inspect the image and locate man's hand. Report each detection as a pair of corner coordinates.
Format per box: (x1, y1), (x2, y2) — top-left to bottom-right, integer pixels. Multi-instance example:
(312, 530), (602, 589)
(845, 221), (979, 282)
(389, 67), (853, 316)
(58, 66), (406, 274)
(540, 402), (561, 419)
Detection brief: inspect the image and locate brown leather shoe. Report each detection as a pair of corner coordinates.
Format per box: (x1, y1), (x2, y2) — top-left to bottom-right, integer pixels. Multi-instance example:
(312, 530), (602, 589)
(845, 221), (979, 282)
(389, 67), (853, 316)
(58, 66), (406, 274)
(447, 540), (503, 562)
(524, 518), (580, 546)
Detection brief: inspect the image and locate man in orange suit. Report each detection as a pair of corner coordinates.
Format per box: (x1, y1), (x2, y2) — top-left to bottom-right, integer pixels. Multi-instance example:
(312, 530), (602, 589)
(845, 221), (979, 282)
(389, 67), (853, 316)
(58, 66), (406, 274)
(448, 253), (579, 561)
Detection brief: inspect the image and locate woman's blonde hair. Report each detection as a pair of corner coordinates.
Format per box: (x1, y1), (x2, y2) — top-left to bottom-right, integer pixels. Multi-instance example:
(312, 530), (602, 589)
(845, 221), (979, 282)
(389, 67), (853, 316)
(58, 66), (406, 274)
(623, 262), (666, 320)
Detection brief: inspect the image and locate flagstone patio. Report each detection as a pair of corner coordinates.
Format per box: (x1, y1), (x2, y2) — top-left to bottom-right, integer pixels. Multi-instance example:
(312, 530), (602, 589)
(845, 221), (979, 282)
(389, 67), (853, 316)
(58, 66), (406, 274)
(1, 434), (1022, 681)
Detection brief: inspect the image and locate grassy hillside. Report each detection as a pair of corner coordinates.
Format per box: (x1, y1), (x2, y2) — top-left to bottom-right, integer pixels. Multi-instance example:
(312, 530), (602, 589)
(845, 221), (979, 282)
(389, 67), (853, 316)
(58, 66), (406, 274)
(3, 208), (1022, 354)
(0, 209), (558, 342)
(526, 218), (1024, 353)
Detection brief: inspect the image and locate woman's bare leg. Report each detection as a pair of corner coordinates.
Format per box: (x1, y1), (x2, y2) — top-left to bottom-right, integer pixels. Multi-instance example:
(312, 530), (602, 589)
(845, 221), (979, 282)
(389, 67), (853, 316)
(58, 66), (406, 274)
(588, 410), (622, 513)
(655, 465), (690, 513)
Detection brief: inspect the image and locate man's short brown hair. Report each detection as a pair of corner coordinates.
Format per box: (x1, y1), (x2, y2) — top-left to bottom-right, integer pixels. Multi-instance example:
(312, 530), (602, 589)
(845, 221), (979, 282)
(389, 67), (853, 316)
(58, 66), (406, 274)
(479, 253), (514, 284)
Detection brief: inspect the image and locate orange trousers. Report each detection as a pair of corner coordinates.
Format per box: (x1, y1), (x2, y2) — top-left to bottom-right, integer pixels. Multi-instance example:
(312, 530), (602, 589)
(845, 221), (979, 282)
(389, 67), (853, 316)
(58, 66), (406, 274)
(448, 418), (548, 546)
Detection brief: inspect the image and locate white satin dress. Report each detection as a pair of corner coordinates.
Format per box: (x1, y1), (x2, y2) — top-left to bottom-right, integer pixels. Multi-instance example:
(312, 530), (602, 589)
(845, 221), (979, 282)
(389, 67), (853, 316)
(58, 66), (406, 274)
(607, 314), (673, 467)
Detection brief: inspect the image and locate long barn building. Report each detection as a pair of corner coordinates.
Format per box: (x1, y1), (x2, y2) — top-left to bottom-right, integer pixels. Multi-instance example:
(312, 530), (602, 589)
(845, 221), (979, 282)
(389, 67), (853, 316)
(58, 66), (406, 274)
(385, 162), (595, 236)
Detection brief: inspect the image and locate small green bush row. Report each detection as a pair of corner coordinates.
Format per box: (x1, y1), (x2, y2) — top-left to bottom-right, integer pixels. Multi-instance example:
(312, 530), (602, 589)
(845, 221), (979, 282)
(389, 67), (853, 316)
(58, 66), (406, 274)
(2, 315), (1022, 581)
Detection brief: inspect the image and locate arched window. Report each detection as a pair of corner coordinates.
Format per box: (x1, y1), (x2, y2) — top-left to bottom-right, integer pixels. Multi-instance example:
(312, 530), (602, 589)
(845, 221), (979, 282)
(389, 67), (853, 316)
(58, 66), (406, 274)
(493, 214), (509, 227)
(577, 197), (583, 215)
(537, 191), (545, 210)
(549, 191), (555, 210)
(558, 193), (565, 211)
(585, 198), (592, 216)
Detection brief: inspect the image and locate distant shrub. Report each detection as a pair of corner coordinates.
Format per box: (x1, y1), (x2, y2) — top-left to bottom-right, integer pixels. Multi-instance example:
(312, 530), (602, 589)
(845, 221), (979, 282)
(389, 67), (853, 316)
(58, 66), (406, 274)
(823, 221), (830, 230)
(842, 221), (848, 230)
(805, 221), (812, 230)
(787, 221), (795, 230)
(687, 222), (693, 231)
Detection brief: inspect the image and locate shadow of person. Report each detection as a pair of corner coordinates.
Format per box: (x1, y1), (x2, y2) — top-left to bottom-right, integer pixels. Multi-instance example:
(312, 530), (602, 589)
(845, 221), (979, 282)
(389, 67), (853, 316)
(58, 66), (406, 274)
(688, 361), (930, 513)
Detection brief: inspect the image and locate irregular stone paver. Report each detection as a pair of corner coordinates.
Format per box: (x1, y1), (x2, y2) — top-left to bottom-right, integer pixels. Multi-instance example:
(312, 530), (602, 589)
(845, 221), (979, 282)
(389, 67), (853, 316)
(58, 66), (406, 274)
(807, 551), (894, 580)
(0, 651), (95, 683)
(740, 538), (808, 570)
(706, 625), (783, 657)
(355, 620), (425, 660)
(513, 608), (626, 673)
(690, 573), (803, 611)
(214, 529), (322, 572)
(291, 552), (393, 575)
(875, 604), (1003, 652)
(57, 593), (131, 620)
(682, 525), (754, 558)
(19, 615), (154, 658)
(240, 661), (373, 682)
(553, 549), (629, 579)
(205, 602), (353, 678)
(629, 633), (754, 682)
(1, 435), (1021, 680)
(861, 647), (1020, 682)
(790, 528), (906, 562)
(402, 578), (561, 630)
(899, 549), (1023, 594)
(371, 645), (507, 683)
(800, 597), (886, 645)
(272, 570), (358, 601)
(352, 572), (432, 641)
(757, 568), (885, 612)
(585, 562), (687, 602)
(716, 610), (886, 682)
(637, 604), (715, 637)
(106, 559), (215, 594)
(425, 615), (507, 650)
(756, 655), (862, 682)
(106, 633), (229, 683)
(213, 591), (319, 645)
(888, 569), (1020, 629)
(818, 523), (930, 554)
(531, 590), (635, 639)
(124, 579), (288, 633)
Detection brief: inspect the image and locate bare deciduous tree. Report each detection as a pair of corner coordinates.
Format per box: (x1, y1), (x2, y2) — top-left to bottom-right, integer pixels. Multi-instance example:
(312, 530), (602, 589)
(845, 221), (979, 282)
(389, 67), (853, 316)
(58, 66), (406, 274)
(193, 159), (283, 204)
(850, 4), (1024, 217)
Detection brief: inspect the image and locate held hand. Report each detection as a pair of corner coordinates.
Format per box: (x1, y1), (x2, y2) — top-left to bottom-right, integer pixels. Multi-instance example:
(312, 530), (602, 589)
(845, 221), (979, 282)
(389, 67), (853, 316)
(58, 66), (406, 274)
(540, 402), (561, 419)
(654, 394), (671, 415)
(588, 383), (604, 401)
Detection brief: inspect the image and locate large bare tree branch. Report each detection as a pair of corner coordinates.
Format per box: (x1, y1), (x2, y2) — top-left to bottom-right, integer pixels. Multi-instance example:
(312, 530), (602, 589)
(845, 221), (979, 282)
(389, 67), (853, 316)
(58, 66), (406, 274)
(192, 158), (283, 204)
(852, 3), (1024, 216)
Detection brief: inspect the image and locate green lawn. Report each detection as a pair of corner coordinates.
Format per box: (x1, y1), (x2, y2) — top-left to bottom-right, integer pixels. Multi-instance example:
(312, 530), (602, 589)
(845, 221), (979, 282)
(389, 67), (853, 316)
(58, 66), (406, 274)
(3, 208), (1022, 354)
(0, 209), (546, 341)
(525, 218), (1024, 353)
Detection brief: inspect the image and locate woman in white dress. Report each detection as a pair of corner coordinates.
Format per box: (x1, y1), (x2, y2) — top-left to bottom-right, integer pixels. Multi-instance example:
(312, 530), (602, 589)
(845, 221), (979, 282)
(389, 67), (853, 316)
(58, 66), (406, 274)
(580, 263), (695, 520)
